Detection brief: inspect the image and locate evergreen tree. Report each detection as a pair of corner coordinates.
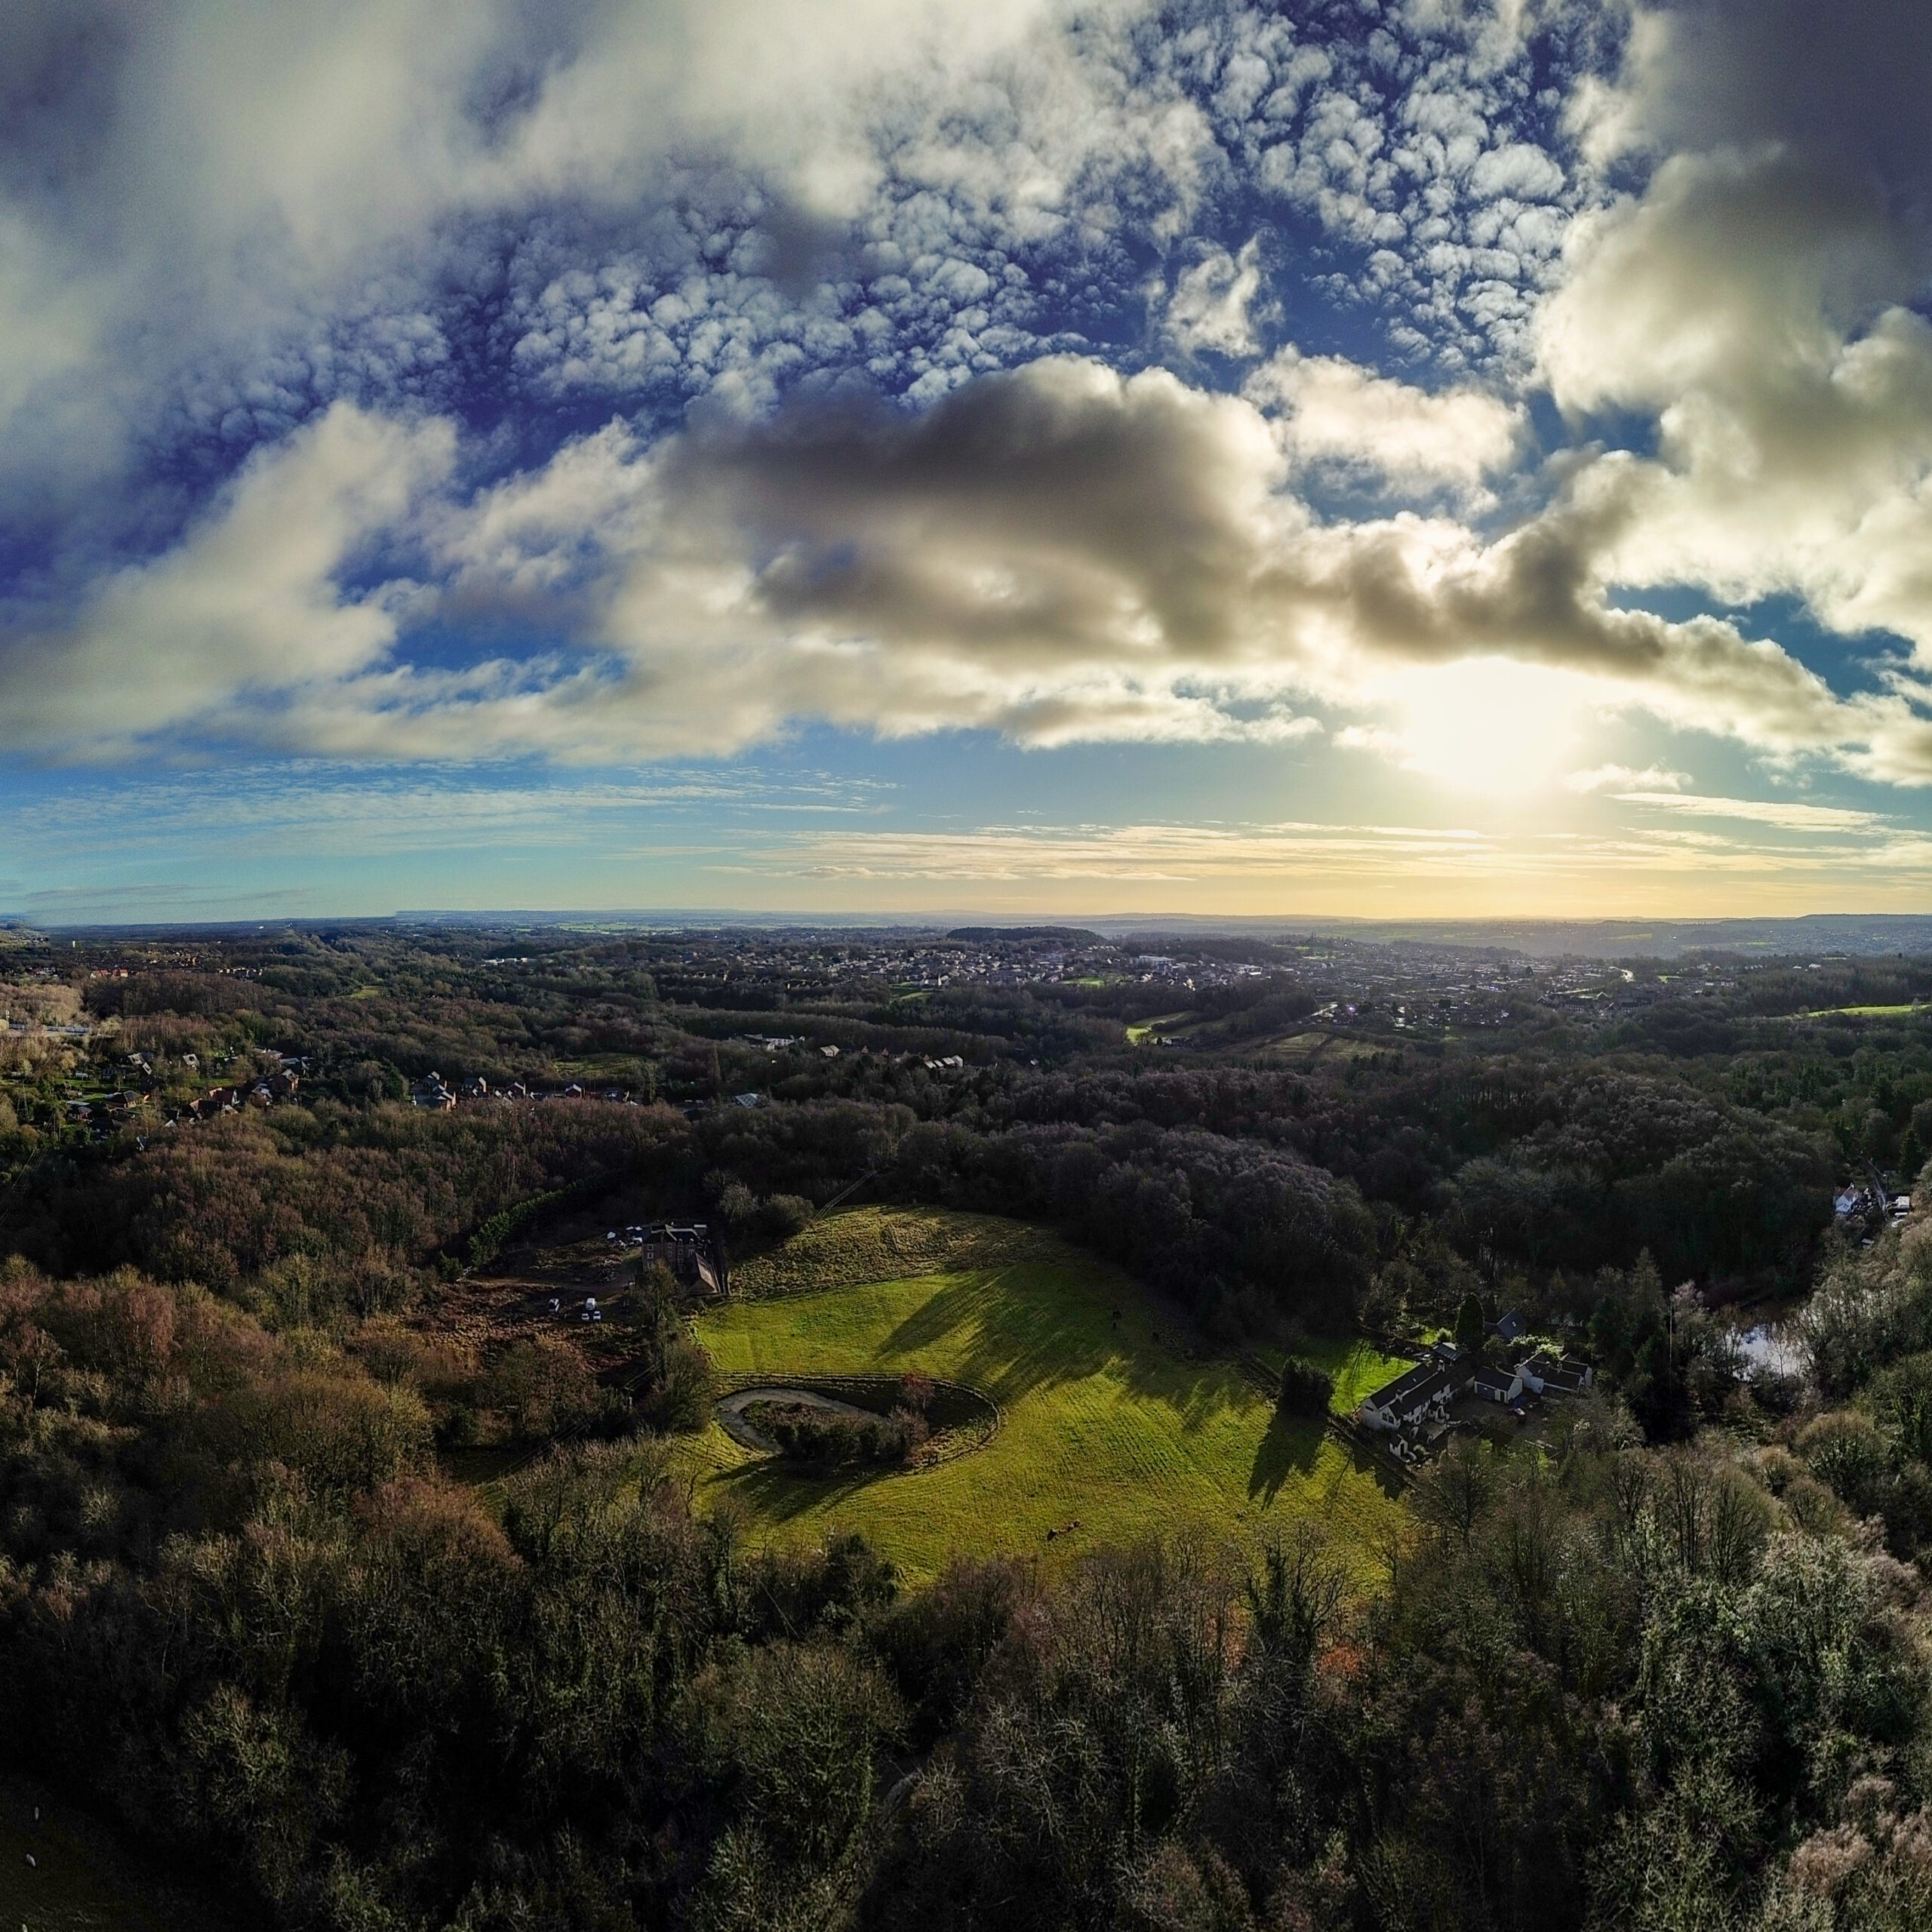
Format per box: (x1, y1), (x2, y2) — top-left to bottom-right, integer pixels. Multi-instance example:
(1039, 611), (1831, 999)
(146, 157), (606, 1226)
(1454, 1290), (1487, 1355)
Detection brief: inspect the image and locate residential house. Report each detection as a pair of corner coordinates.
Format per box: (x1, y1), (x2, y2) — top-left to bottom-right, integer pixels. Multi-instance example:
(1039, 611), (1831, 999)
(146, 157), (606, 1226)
(1361, 1341), (1592, 1450)
(1467, 1362), (1523, 1404)
(1358, 1359), (1457, 1432)
(412, 1073), (457, 1111)
(633, 1221), (728, 1300)
(1517, 1352), (1592, 1396)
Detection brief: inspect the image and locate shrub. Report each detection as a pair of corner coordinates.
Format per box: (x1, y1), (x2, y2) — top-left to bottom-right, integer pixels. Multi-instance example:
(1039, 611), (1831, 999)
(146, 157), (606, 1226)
(217, 1368), (433, 1503)
(1277, 1357), (1334, 1418)
(890, 1404), (931, 1457)
(749, 1401), (911, 1468)
(756, 1192), (814, 1238)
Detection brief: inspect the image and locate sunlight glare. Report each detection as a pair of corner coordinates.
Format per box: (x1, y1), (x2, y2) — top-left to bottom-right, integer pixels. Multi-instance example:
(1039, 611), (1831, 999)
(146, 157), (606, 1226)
(1385, 658), (1588, 797)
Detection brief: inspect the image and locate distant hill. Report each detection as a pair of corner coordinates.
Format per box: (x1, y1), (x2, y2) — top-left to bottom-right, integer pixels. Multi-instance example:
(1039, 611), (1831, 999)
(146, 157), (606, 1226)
(30, 908), (1932, 962)
(945, 925), (1106, 945)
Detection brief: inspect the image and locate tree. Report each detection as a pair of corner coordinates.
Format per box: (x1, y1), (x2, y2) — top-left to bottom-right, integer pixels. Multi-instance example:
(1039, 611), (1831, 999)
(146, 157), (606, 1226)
(1454, 1291), (1487, 1357)
(1413, 1437), (1495, 1547)
(1277, 1357), (1334, 1417)
(633, 1259), (714, 1431)
(1245, 1527), (1345, 1673)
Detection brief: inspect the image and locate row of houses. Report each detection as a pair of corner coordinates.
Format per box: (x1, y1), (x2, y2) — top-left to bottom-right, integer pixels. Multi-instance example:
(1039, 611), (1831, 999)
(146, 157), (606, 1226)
(177, 1069), (301, 1120)
(409, 1073), (652, 1109)
(1358, 1337), (1594, 1462)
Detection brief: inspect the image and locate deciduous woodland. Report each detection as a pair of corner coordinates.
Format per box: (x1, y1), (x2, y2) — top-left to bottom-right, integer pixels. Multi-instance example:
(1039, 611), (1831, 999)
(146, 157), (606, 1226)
(3, 921), (1932, 1928)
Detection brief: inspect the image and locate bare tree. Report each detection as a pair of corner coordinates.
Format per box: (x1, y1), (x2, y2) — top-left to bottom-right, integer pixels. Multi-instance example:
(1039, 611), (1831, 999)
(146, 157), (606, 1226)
(1414, 1436), (1496, 1548)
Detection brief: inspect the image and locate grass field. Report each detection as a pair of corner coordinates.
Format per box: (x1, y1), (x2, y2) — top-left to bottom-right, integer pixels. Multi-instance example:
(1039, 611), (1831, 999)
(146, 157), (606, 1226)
(1805, 1003), (1924, 1018)
(1247, 1335), (1413, 1414)
(681, 1207), (1407, 1585)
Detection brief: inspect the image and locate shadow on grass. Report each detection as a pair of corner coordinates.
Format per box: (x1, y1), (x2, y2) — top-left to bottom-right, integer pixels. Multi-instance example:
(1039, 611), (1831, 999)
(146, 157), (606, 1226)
(706, 1453), (884, 1525)
(875, 1264), (1256, 1432)
(1246, 1410), (1325, 1506)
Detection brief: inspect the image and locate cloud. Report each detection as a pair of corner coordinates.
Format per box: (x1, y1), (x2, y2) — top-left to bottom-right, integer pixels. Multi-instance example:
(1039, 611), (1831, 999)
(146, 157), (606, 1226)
(1467, 141), (1564, 203)
(767, 811), (1932, 913)
(0, 0), (1204, 525)
(1612, 790), (1890, 830)
(0, 403), (454, 758)
(1244, 346), (1523, 494)
(1163, 237), (1269, 358)
(1564, 762), (1689, 793)
(777, 820), (1490, 881)
(8, 350), (1932, 777)
(1537, 148), (1926, 421)
(8, 0), (1932, 823)
(1574, 0), (1932, 197)
(1531, 139), (1932, 720)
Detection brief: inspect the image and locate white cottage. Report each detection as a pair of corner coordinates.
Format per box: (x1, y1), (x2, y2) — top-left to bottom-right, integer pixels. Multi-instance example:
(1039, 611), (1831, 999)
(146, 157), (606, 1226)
(1359, 1360), (1457, 1432)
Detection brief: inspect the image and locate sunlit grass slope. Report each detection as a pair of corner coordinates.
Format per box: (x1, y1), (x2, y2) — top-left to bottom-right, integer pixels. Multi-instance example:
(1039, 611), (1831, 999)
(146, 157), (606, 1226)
(1248, 1335), (1413, 1414)
(684, 1207), (1406, 1585)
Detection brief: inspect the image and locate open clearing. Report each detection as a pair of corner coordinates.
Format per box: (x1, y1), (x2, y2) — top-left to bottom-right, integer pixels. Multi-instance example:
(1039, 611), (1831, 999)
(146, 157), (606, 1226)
(680, 1207), (1406, 1585)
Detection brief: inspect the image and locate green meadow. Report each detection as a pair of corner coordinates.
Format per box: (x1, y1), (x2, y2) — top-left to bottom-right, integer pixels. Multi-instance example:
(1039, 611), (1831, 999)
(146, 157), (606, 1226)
(681, 1207), (1407, 1584)
(1248, 1334), (1415, 1411)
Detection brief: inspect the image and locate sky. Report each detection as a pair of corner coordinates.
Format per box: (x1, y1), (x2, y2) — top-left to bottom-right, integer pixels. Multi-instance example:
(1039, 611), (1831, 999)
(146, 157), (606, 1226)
(6, 0), (1932, 924)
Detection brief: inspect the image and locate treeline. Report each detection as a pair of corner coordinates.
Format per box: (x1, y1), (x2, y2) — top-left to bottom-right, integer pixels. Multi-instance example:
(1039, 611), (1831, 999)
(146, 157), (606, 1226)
(696, 1063), (1832, 1308)
(5, 1263), (1930, 1930)
(0, 1067), (1831, 1346)
(989, 1062), (1835, 1291)
(0, 1100), (686, 1315)
(688, 1101), (1373, 1334)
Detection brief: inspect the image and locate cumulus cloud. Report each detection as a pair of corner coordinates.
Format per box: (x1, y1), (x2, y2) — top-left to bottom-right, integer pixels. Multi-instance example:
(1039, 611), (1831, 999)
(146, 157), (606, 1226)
(1543, 6), (1932, 680)
(1531, 135), (1932, 723)
(1572, 0), (1932, 195)
(1244, 346), (1522, 494)
(7, 350), (1929, 782)
(0, 404), (454, 757)
(8, 0), (1932, 847)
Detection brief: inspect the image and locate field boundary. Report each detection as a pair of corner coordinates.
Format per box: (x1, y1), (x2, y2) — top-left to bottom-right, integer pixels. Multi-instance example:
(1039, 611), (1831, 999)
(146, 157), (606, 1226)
(1235, 1349), (1278, 1398)
(708, 1370), (1003, 1472)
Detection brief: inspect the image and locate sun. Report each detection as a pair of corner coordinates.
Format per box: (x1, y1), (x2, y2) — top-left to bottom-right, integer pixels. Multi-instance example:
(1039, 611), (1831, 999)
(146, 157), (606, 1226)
(1380, 657), (1589, 798)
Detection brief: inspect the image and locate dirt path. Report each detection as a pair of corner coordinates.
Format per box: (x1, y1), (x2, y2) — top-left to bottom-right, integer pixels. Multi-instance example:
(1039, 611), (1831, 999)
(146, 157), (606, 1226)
(714, 1385), (884, 1451)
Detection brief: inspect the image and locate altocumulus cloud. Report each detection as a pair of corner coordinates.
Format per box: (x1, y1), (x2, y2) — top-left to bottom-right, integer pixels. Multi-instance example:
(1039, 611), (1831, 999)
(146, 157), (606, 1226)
(5, 0), (1932, 798)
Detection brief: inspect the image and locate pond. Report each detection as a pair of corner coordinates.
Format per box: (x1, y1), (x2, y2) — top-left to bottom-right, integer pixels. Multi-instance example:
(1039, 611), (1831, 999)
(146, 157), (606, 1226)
(1732, 1317), (1804, 1381)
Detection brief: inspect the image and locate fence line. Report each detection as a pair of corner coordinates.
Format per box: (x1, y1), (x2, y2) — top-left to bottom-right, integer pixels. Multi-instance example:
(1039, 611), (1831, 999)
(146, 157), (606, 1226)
(707, 1370), (1003, 1472)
